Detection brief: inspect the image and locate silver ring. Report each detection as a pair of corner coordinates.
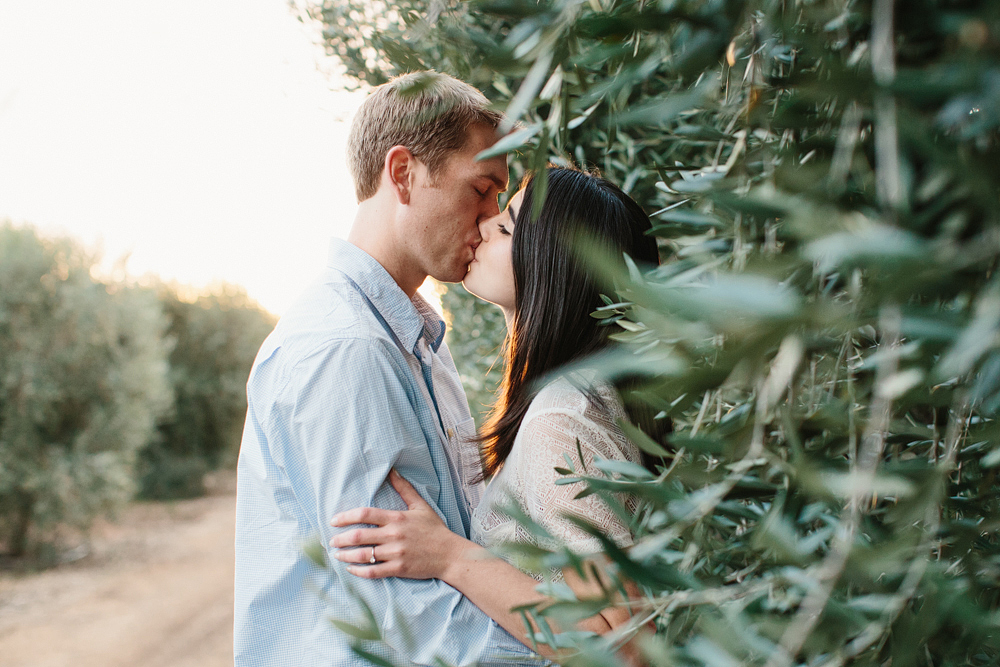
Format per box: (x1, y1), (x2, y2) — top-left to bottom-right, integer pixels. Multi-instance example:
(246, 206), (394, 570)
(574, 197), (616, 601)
(369, 546), (376, 564)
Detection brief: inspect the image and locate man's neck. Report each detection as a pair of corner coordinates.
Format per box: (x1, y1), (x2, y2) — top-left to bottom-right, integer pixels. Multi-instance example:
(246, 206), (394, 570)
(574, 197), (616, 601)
(348, 199), (425, 298)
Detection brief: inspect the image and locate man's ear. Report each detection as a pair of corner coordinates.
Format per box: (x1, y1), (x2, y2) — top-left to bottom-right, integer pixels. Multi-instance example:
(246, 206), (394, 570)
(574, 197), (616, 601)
(385, 145), (415, 205)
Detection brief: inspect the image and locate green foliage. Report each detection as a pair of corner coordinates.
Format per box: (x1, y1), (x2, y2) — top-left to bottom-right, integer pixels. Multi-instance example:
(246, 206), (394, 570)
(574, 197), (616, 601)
(138, 283), (275, 500)
(439, 282), (506, 425)
(0, 223), (171, 557)
(312, 0), (1000, 664)
(0, 223), (274, 554)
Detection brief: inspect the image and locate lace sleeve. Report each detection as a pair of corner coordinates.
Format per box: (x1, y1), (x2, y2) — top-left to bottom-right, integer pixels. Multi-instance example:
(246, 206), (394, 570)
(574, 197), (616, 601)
(514, 408), (636, 555)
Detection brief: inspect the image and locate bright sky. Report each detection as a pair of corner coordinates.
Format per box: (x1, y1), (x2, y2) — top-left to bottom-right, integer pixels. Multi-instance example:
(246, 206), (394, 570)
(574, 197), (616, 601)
(0, 0), (368, 316)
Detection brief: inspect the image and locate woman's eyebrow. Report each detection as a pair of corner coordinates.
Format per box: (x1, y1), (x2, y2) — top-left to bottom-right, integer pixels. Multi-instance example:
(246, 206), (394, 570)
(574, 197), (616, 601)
(508, 207), (516, 225)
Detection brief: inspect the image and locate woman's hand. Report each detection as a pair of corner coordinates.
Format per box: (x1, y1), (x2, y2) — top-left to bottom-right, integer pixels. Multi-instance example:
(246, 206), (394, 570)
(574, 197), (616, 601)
(329, 469), (470, 580)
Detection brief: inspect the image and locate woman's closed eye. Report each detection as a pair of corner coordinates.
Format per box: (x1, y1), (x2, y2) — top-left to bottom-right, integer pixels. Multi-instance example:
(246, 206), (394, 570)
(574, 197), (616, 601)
(498, 223), (511, 236)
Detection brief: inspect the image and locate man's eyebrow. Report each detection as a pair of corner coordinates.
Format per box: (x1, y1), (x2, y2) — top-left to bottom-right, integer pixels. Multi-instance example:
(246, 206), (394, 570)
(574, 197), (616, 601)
(482, 173), (507, 190)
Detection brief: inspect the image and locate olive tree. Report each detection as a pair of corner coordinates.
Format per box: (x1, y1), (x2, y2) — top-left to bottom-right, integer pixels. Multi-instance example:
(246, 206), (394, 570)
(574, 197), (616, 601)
(139, 283), (275, 499)
(0, 223), (171, 558)
(307, 0), (1000, 663)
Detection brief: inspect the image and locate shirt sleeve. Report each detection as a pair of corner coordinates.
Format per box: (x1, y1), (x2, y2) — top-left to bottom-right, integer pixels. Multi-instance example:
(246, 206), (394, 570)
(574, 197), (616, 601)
(515, 409), (636, 555)
(264, 336), (544, 666)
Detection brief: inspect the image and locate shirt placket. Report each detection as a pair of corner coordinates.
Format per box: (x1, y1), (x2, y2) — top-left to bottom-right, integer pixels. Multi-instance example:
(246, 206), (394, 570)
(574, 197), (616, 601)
(416, 337), (478, 522)
(414, 337), (447, 439)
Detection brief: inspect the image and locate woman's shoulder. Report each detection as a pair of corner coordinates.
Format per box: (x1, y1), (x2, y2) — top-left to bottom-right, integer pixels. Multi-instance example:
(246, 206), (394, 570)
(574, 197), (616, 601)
(514, 373), (643, 500)
(528, 372), (620, 410)
(525, 373), (628, 431)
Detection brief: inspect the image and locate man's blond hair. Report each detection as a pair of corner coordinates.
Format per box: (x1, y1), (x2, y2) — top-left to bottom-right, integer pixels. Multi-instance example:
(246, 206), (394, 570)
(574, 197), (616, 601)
(347, 71), (503, 202)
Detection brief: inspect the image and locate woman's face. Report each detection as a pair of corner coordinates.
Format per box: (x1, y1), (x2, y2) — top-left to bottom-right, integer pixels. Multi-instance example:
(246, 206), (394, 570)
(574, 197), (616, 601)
(463, 189), (522, 311)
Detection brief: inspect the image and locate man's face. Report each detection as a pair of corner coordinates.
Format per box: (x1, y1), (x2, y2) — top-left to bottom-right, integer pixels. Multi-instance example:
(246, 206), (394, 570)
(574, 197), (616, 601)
(404, 124), (509, 283)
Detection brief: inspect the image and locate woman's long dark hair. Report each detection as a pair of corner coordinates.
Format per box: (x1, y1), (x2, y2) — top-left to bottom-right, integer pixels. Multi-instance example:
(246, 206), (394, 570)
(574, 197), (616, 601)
(479, 167), (661, 478)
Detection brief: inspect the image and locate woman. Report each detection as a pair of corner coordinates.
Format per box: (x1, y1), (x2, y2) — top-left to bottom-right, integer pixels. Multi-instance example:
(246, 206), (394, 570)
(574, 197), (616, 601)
(330, 167), (660, 656)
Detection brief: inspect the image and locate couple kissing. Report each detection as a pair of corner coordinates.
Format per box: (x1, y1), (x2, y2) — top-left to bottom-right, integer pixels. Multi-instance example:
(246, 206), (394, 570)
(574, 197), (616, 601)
(234, 71), (661, 667)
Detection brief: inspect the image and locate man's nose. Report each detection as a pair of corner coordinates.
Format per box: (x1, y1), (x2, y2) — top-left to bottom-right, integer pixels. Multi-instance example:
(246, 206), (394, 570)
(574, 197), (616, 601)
(483, 195), (500, 218)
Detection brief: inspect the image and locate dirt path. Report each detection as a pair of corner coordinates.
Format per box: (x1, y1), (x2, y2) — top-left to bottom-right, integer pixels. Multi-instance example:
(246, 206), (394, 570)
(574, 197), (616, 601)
(0, 486), (236, 667)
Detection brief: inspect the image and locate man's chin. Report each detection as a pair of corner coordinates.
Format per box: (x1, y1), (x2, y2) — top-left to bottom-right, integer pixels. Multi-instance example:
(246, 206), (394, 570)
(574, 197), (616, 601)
(431, 265), (471, 284)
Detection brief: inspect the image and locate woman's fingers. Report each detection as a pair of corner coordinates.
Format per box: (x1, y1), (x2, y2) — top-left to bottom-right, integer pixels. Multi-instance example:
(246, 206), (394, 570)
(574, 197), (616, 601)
(334, 550), (400, 579)
(333, 546), (380, 564)
(329, 471), (425, 526)
(330, 506), (397, 528)
(327, 470), (452, 582)
(329, 526), (382, 549)
(345, 563), (396, 579)
(334, 544), (402, 578)
(389, 469), (427, 510)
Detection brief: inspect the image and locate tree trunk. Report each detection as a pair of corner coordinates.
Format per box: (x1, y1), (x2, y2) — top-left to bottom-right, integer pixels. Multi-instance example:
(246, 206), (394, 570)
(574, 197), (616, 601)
(8, 490), (34, 558)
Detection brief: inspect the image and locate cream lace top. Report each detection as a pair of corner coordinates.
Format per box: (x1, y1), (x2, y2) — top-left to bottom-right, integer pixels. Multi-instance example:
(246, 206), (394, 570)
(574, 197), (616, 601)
(470, 375), (641, 571)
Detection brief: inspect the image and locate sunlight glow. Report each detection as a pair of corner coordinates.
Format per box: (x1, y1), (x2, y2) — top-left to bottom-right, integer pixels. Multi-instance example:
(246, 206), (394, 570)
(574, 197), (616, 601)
(0, 0), (366, 316)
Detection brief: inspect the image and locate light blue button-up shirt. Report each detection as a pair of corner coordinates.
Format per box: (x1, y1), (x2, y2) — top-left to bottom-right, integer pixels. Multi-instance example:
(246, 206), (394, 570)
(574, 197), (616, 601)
(234, 239), (542, 667)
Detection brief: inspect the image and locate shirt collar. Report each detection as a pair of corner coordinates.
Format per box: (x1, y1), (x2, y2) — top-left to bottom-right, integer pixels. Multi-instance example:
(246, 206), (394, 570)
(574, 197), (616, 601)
(327, 238), (446, 354)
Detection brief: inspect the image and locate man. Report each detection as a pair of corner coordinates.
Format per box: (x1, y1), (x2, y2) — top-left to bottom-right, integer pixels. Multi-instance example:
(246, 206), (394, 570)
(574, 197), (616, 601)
(234, 72), (543, 666)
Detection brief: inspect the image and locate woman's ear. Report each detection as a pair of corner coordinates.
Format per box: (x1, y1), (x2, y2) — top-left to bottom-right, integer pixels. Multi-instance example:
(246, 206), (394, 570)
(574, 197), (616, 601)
(384, 145), (415, 205)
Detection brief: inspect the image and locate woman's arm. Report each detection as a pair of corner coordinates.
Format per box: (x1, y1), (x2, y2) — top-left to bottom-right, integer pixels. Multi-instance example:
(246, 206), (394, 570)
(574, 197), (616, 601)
(330, 471), (637, 658)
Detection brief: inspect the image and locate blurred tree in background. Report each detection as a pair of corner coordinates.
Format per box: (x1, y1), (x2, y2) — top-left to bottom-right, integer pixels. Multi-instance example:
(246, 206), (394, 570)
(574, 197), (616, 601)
(0, 224), (171, 559)
(439, 282), (506, 424)
(309, 0), (1000, 664)
(138, 284), (275, 500)
(0, 224), (274, 559)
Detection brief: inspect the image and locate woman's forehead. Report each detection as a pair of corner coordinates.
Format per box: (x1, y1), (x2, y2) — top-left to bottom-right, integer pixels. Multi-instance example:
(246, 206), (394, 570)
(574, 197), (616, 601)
(508, 190), (525, 210)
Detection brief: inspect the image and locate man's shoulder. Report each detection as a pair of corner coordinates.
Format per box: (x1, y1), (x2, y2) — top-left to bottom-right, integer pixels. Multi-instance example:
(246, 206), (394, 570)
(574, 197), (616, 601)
(277, 272), (369, 339)
(250, 272), (404, 388)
